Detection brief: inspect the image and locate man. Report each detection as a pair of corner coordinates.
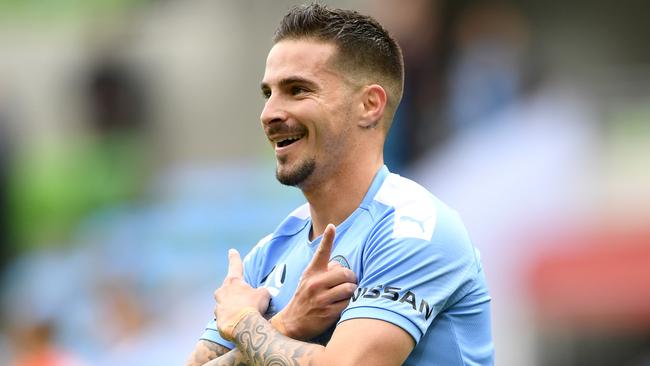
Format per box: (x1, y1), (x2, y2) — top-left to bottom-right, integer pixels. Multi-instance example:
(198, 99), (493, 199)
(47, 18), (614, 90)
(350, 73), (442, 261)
(187, 4), (493, 365)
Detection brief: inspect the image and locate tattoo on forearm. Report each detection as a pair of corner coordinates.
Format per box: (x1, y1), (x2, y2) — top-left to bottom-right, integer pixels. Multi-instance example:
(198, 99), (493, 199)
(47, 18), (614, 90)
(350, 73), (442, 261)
(234, 313), (320, 366)
(203, 348), (249, 366)
(187, 340), (232, 366)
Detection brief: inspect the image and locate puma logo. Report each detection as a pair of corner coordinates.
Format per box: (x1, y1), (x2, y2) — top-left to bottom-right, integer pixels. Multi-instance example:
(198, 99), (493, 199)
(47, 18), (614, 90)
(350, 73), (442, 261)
(399, 215), (428, 232)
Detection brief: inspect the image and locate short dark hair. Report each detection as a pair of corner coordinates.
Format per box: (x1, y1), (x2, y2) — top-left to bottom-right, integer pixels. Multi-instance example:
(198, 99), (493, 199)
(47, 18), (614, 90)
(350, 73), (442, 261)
(273, 3), (404, 126)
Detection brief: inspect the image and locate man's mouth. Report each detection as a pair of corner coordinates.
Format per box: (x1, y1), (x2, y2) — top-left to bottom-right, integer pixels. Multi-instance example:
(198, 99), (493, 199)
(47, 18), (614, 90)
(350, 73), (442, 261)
(273, 133), (306, 148)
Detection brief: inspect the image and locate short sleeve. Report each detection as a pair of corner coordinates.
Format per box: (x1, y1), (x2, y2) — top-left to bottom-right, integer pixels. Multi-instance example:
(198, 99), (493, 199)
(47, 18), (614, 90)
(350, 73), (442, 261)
(339, 207), (478, 344)
(200, 318), (235, 349)
(198, 234), (272, 347)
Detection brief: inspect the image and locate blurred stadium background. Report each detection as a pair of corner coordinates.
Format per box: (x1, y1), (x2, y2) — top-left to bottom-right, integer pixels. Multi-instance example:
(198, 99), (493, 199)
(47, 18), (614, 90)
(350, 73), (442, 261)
(0, 0), (648, 365)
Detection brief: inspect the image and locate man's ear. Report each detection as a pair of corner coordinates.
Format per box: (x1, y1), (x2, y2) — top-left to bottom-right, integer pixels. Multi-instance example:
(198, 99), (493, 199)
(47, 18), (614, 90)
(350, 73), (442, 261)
(358, 84), (387, 129)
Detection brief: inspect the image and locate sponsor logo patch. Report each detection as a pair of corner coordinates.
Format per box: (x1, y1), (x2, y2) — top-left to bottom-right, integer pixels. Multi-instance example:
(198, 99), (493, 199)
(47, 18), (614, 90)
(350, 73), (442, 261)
(351, 284), (437, 321)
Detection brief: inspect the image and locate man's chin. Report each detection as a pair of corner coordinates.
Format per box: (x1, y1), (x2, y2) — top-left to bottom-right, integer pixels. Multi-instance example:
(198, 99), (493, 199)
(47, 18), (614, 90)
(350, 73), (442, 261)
(275, 160), (316, 187)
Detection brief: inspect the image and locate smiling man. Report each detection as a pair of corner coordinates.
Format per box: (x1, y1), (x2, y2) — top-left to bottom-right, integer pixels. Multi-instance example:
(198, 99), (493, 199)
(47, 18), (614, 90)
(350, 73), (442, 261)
(187, 4), (493, 366)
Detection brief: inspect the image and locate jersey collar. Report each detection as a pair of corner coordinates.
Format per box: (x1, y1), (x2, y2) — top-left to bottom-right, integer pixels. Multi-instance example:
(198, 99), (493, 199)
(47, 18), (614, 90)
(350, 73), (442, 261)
(359, 165), (389, 210)
(307, 165), (390, 245)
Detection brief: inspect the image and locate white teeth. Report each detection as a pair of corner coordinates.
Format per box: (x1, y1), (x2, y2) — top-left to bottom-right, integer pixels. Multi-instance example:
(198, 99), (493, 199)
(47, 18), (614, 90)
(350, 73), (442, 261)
(275, 135), (303, 144)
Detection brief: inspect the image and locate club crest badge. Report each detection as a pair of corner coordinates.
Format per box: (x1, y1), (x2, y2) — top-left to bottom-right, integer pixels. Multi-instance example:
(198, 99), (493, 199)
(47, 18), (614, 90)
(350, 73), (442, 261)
(329, 255), (350, 269)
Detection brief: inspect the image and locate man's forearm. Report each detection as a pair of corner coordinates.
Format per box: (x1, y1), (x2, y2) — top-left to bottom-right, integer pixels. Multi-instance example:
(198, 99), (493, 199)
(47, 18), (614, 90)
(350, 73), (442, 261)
(231, 312), (324, 366)
(191, 313), (302, 365)
(187, 340), (232, 366)
(203, 348), (249, 366)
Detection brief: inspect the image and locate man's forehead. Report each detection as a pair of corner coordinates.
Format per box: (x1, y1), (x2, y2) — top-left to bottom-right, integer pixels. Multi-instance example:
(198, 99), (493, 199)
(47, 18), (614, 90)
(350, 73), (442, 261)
(262, 39), (339, 84)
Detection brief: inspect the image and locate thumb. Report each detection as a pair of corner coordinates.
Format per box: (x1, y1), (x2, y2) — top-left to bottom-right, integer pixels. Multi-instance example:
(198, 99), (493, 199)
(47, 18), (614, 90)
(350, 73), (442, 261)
(227, 248), (244, 279)
(305, 224), (336, 274)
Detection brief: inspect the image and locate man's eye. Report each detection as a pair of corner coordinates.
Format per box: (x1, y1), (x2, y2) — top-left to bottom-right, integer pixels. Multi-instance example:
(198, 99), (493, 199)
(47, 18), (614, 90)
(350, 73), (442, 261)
(291, 86), (307, 95)
(262, 90), (271, 99)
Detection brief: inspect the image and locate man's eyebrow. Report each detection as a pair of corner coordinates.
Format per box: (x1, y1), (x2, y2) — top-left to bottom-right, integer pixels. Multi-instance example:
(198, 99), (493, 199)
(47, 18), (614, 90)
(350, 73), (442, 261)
(260, 77), (318, 91)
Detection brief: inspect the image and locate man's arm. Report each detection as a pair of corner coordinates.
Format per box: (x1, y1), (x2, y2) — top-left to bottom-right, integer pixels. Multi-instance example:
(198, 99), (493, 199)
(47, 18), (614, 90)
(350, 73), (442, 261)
(223, 311), (414, 366)
(202, 348), (248, 366)
(191, 224), (357, 365)
(215, 225), (414, 366)
(186, 340), (232, 366)
(187, 262), (355, 366)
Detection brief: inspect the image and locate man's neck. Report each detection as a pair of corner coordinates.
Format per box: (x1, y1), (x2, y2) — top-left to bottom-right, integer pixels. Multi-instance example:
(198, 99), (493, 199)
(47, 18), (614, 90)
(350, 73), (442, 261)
(303, 159), (383, 241)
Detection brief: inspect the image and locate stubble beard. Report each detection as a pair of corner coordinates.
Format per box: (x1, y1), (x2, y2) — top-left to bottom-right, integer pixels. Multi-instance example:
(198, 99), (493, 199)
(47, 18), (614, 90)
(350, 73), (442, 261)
(273, 111), (351, 189)
(275, 157), (316, 187)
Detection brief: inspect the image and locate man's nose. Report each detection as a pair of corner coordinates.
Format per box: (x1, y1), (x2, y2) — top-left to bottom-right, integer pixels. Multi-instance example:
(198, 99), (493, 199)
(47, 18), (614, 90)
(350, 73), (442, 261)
(260, 94), (288, 126)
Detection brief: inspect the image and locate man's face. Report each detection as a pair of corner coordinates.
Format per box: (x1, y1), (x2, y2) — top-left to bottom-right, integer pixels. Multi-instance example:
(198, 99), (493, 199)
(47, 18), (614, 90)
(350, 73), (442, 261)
(260, 39), (357, 188)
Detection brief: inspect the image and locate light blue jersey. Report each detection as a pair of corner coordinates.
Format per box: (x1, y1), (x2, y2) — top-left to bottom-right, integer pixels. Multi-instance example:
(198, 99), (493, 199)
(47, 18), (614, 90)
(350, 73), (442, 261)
(202, 166), (494, 365)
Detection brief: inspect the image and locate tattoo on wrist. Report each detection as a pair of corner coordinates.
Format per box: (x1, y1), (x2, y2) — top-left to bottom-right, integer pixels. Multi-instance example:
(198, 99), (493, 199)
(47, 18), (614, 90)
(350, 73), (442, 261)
(221, 307), (259, 341)
(234, 312), (318, 366)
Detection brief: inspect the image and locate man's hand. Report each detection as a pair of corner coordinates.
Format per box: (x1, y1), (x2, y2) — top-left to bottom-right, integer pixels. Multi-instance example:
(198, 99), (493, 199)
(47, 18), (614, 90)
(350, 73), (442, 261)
(272, 224), (357, 340)
(214, 249), (270, 340)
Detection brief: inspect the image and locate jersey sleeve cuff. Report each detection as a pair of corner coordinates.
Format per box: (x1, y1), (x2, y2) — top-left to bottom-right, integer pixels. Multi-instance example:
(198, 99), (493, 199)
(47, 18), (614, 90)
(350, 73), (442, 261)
(338, 306), (422, 344)
(200, 327), (235, 349)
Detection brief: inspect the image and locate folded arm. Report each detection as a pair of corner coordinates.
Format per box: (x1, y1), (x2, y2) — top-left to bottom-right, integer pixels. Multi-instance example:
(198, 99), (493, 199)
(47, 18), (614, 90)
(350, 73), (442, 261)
(222, 311), (414, 366)
(212, 225), (414, 365)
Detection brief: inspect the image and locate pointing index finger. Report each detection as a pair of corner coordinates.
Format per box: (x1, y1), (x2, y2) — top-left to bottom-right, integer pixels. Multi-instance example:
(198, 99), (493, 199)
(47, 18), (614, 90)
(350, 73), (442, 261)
(306, 224), (336, 273)
(227, 248), (244, 279)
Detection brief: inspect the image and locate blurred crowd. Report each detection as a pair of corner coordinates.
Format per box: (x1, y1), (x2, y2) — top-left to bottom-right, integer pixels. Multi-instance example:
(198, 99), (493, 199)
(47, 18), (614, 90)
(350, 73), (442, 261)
(1, 1), (649, 365)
